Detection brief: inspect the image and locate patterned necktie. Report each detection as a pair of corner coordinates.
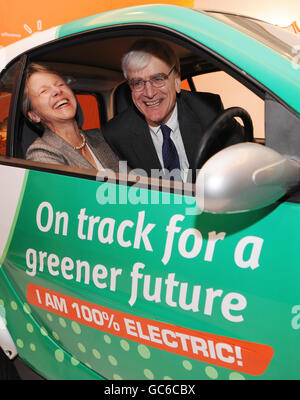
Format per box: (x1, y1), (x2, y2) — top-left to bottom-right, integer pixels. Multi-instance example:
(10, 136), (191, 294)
(161, 124), (180, 172)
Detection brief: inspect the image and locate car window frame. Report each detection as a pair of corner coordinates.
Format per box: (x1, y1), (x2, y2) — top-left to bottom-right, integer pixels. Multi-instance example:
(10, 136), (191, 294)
(1, 23), (299, 204)
(2, 55), (27, 157)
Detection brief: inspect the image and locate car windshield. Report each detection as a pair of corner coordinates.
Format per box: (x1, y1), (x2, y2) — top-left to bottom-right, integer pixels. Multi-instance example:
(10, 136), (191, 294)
(200, 9), (300, 65)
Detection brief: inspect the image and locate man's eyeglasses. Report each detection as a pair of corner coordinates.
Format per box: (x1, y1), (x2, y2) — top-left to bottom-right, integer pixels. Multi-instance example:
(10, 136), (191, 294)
(128, 65), (175, 92)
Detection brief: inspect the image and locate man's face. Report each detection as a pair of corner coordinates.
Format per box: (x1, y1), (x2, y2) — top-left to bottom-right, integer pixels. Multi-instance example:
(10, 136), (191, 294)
(127, 55), (181, 127)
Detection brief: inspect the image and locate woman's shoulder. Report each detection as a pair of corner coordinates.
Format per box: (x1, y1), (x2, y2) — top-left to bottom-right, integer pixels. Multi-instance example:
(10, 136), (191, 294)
(26, 135), (50, 152)
(26, 133), (66, 164)
(83, 129), (120, 170)
(83, 129), (116, 150)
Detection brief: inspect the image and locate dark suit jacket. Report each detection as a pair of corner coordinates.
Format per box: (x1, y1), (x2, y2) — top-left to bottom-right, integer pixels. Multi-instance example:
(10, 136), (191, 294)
(102, 90), (242, 178)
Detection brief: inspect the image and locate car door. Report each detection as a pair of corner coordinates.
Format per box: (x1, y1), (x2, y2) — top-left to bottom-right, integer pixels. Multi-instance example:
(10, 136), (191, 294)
(1, 16), (300, 381)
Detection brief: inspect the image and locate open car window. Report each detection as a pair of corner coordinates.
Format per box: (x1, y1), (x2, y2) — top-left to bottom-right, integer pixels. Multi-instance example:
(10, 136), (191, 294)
(0, 61), (21, 156)
(76, 93), (101, 130)
(192, 71), (265, 141)
(0, 26), (295, 191)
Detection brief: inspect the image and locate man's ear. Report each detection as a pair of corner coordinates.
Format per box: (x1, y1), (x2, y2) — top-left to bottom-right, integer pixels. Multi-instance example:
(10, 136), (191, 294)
(175, 75), (181, 93)
(28, 110), (41, 123)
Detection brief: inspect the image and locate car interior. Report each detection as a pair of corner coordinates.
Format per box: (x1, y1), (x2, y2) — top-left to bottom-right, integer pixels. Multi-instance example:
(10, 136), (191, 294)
(0, 25), (270, 193)
(17, 35), (220, 154)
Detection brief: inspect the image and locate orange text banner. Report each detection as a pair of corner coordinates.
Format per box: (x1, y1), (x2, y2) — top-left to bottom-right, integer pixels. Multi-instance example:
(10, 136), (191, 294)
(27, 284), (274, 375)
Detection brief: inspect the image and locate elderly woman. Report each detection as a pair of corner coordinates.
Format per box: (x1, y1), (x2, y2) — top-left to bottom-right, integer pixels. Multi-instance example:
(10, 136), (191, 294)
(23, 63), (119, 171)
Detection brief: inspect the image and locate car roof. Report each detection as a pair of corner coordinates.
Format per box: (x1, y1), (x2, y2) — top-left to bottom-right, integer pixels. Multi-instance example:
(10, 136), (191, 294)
(1, 4), (300, 114)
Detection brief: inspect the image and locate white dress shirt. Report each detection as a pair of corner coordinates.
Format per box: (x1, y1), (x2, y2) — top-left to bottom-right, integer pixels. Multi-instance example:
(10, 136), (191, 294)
(148, 104), (189, 182)
(86, 143), (105, 170)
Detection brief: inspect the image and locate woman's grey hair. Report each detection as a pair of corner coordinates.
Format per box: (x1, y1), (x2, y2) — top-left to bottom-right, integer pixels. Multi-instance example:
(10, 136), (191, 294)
(22, 63), (66, 117)
(121, 39), (180, 79)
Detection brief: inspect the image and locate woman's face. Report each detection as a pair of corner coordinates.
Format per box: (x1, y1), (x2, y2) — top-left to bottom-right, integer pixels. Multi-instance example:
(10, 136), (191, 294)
(27, 71), (77, 130)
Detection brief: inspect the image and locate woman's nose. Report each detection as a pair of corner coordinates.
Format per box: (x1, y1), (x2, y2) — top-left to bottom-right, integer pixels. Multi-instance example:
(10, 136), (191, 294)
(51, 86), (62, 96)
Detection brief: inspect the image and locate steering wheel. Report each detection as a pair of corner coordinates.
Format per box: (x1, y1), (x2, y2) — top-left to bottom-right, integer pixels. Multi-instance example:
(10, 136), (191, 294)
(193, 107), (254, 169)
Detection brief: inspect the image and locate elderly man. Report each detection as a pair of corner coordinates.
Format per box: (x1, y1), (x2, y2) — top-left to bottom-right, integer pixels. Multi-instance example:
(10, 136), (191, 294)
(103, 39), (242, 181)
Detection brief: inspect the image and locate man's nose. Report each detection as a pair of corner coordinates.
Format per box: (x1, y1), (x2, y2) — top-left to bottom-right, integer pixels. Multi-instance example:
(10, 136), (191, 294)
(143, 81), (155, 97)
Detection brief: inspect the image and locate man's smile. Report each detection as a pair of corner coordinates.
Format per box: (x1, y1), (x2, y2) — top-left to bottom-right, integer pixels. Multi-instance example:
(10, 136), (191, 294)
(144, 98), (163, 107)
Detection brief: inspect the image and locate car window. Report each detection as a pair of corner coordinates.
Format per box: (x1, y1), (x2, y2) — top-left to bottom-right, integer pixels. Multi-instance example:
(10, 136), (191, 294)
(0, 31), (291, 178)
(0, 61), (24, 157)
(192, 71), (265, 140)
(180, 79), (191, 91)
(0, 62), (20, 156)
(0, 102), (8, 155)
(76, 93), (101, 129)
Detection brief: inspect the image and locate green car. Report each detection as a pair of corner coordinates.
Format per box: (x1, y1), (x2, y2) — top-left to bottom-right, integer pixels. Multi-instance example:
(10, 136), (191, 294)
(0, 4), (300, 381)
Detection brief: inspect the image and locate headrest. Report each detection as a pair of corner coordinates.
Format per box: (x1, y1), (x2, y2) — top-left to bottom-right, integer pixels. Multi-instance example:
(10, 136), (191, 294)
(113, 82), (133, 115)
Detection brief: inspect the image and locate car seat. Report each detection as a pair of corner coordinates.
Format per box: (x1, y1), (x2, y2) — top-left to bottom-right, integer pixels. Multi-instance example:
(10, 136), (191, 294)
(19, 99), (84, 158)
(113, 82), (133, 115)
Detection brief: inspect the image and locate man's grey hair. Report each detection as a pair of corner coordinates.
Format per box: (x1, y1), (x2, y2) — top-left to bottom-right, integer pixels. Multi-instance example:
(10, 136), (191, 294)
(122, 39), (180, 79)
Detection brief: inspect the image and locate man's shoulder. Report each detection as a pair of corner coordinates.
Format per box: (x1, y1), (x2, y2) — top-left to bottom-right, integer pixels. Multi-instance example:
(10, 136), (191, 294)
(102, 106), (144, 139)
(179, 89), (222, 110)
(106, 106), (137, 126)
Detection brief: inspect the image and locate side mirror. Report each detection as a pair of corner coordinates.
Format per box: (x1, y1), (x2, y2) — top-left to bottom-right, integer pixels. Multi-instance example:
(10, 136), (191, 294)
(195, 142), (300, 213)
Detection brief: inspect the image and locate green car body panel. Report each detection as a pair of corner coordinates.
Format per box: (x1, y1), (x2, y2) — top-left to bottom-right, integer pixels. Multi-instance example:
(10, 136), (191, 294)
(0, 165), (299, 379)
